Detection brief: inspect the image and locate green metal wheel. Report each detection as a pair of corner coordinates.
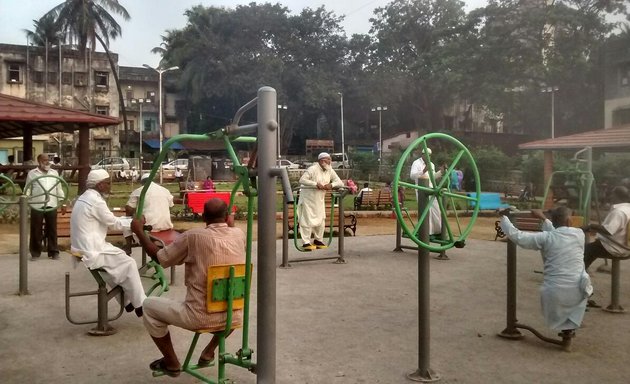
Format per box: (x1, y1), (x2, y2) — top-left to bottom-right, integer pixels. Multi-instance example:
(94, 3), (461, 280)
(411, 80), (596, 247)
(392, 133), (481, 252)
(0, 174), (18, 213)
(24, 174), (69, 212)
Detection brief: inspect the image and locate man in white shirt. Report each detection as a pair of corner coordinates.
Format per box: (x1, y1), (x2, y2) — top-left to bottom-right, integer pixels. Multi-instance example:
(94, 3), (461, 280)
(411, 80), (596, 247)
(123, 173), (174, 254)
(297, 152), (344, 251)
(499, 207), (591, 334)
(25, 153), (65, 260)
(174, 167), (184, 182)
(70, 169), (146, 316)
(409, 147), (443, 235)
(583, 186), (630, 269)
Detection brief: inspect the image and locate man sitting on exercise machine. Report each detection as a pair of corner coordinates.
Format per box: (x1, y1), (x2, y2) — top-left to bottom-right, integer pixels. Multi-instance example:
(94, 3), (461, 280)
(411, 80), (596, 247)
(131, 198), (245, 377)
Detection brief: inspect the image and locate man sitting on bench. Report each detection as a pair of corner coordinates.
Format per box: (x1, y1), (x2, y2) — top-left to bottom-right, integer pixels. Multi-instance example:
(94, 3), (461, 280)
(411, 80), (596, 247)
(123, 173), (174, 255)
(499, 207), (592, 336)
(70, 169), (146, 317)
(131, 198), (245, 377)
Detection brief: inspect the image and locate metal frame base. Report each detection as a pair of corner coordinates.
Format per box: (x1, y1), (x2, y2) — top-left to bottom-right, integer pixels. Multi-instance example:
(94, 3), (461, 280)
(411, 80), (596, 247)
(407, 368), (441, 382)
(603, 305), (625, 313)
(88, 326), (118, 336)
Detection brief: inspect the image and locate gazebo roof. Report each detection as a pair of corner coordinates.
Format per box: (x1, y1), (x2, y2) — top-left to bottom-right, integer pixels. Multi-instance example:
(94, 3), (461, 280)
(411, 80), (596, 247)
(518, 126), (630, 150)
(0, 93), (120, 138)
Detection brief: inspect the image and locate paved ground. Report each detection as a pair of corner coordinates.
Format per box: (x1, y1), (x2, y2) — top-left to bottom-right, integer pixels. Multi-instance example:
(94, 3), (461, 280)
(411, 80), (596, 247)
(1, 222), (630, 383)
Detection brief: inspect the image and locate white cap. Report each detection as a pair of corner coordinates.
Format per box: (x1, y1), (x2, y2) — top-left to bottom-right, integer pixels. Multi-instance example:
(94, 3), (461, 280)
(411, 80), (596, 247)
(86, 169), (110, 188)
(141, 173), (150, 182)
(318, 152), (331, 160)
(423, 147), (432, 155)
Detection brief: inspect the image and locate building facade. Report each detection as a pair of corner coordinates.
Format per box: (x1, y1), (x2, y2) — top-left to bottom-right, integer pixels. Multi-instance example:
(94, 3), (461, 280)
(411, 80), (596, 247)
(604, 38), (630, 129)
(0, 43), (120, 161)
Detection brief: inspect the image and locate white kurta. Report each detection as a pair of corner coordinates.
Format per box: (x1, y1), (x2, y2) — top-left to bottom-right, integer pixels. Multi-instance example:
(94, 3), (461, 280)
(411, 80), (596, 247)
(71, 189), (146, 308)
(297, 164), (344, 243)
(500, 216), (591, 331)
(24, 167), (65, 208)
(410, 157), (442, 235)
(596, 202), (630, 257)
(123, 182), (174, 238)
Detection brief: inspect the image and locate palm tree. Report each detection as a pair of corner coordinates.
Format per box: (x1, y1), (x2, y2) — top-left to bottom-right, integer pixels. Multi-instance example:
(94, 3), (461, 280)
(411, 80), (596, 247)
(23, 13), (63, 47)
(44, 0), (131, 155)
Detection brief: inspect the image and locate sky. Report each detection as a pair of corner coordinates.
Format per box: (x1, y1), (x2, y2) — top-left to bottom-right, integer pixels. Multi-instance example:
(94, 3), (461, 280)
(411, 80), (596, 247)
(0, 0), (488, 67)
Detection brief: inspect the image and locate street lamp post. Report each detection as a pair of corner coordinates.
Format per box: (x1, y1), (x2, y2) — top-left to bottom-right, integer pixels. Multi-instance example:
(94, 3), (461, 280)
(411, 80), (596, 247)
(277, 104), (287, 159)
(143, 64), (179, 183)
(541, 86), (559, 139)
(371, 106), (388, 165)
(338, 92), (345, 167)
(131, 98), (151, 174)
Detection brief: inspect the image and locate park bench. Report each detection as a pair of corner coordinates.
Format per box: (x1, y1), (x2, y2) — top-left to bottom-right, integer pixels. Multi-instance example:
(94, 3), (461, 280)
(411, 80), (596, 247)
(56, 207), (126, 239)
(495, 213), (543, 241)
(354, 188), (393, 210)
(288, 190), (357, 236)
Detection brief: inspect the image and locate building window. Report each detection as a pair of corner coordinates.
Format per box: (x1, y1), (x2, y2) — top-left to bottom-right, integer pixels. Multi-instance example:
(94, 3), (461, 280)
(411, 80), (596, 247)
(126, 89), (133, 101)
(61, 72), (72, 85)
(33, 71), (44, 84)
(126, 120), (134, 131)
(95, 105), (109, 115)
(144, 119), (152, 131)
(75, 72), (87, 87)
(7, 63), (22, 83)
(47, 72), (57, 84)
(146, 91), (156, 103)
(95, 71), (108, 89)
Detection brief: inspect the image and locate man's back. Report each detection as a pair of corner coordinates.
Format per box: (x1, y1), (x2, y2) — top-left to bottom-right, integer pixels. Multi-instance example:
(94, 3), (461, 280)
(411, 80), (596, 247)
(597, 202), (630, 256)
(157, 223), (246, 323)
(128, 182), (174, 231)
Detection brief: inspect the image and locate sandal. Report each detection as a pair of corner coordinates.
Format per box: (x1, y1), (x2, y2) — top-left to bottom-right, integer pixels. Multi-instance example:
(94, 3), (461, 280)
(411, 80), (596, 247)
(149, 358), (181, 377)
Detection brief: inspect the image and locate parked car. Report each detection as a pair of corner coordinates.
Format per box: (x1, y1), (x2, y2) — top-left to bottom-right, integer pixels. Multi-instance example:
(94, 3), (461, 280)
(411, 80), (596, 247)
(91, 157), (131, 172)
(163, 158), (189, 171)
(331, 153), (351, 169)
(276, 159), (300, 169)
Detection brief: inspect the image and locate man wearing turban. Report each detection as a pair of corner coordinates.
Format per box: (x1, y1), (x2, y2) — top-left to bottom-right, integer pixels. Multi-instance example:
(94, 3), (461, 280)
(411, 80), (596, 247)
(70, 169), (146, 316)
(297, 152), (344, 251)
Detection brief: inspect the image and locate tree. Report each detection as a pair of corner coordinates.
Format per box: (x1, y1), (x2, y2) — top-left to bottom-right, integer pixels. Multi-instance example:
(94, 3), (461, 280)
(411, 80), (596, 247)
(43, 0), (131, 154)
(23, 13), (63, 46)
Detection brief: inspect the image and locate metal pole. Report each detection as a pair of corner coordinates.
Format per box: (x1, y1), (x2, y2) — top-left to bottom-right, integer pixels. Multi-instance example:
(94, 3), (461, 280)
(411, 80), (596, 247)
(336, 192), (346, 263)
(499, 239), (523, 338)
(340, 93), (345, 166)
(18, 196), (29, 295)
(407, 179), (439, 382)
(257, 86), (277, 384)
(551, 90), (555, 139)
(379, 108), (382, 165)
(158, 71), (163, 184)
(139, 102), (143, 175)
(276, 108), (281, 159)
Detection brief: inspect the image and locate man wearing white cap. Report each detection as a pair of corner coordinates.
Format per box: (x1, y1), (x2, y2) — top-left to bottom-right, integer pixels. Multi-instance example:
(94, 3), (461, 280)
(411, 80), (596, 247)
(70, 169), (146, 316)
(410, 147), (443, 236)
(297, 152), (344, 251)
(122, 173), (174, 254)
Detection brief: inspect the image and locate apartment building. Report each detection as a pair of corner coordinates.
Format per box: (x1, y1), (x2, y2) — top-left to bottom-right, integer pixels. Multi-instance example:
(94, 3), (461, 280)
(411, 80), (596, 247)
(0, 43), (120, 159)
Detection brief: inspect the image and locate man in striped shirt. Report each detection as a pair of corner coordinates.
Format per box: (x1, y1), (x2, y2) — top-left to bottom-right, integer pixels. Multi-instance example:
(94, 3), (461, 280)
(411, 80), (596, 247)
(131, 198), (245, 377)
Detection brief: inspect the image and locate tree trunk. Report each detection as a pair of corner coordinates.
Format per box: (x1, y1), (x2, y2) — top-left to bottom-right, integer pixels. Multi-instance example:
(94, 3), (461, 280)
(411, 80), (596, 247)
(95, 33), (129, 157)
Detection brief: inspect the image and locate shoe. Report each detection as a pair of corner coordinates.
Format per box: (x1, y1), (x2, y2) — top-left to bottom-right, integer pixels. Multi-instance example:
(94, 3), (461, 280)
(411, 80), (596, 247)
(149, 358), (181, 377)
(125, 303), (134, 313)
(48, 253), (60, 260)
(587, 299), (601, 308)
(302, 243), (316, 251)
(29, 256), (40, 262)
(313, 240), (328, 249)
(197, 357), (215, 367)
(135, 307), (143, 317)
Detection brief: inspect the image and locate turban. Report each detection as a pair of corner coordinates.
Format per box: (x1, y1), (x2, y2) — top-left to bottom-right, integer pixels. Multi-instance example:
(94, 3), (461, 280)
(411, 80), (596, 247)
(318, 152), (331, 160)
(86, 169), (110, 188)
(141, 173), (150, 182)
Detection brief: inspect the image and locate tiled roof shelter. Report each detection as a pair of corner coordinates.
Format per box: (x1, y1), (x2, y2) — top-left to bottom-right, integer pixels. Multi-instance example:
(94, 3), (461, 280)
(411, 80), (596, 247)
(0, 93), (120, 192)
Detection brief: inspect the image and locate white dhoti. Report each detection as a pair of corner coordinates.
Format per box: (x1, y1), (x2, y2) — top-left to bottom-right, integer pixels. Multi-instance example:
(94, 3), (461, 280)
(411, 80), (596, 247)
(99, 251), (146, 308)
